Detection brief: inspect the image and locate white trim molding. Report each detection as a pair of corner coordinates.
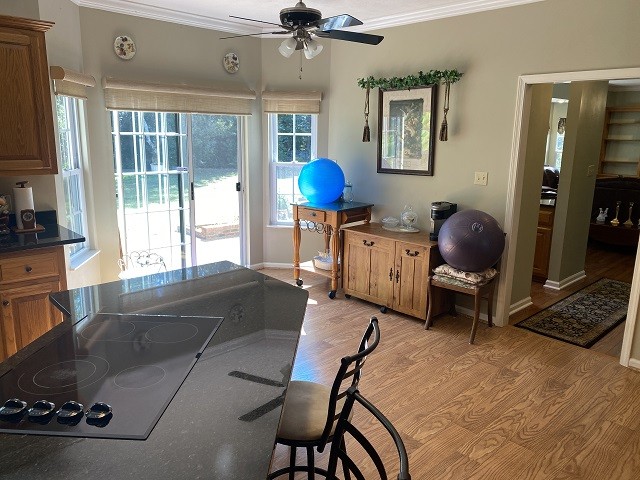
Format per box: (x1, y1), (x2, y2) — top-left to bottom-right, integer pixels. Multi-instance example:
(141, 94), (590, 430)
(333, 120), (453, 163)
(543, 271), (586, 291)
(509, 296), (533, 316)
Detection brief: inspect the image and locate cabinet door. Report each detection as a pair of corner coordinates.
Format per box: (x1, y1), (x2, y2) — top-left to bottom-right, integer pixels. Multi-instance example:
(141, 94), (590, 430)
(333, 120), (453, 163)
(393, 243), (429, 319)
(532, 226), (552, 280)
(1, 280), (62, 357)
(343, 232), (394, 306)
(0, 19), (57, 174)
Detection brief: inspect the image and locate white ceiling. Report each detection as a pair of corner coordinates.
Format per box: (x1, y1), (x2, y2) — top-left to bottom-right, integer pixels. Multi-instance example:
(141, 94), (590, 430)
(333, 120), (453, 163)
(74, 0), (546, 34)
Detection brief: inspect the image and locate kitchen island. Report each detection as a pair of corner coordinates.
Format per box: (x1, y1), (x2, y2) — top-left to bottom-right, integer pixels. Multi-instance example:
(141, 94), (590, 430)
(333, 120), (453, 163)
(0, 262), (309, 479)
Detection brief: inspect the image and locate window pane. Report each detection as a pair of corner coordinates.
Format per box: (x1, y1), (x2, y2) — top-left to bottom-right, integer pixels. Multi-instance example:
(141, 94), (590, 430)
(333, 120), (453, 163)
(167, 135), (180, 170)
(295, 115), (311, 133)
(166, 113), (179, 133)
(277, 114), (293, 133)
(295, 136), (311, 162)
(143, 112), (157, 132)
(59, 132), (71, 171)
(145, 135), (159, 171)
(118, 111), (134, 132)
(278, 135), (293, 162)
(119, 135), (138, 173)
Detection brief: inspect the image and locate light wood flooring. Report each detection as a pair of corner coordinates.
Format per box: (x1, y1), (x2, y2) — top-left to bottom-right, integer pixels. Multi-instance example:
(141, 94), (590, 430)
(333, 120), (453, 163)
(265, 266), (640, 480)
(510, 242), (637, 358)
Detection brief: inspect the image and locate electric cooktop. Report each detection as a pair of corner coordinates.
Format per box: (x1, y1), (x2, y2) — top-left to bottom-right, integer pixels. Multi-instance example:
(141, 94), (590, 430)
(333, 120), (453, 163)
(0, 312), (222, 440)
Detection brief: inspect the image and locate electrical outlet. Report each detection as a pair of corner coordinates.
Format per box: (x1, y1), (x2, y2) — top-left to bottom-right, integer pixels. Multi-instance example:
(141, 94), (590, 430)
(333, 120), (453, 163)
(474, 171), (488, 186)
(587, 165), (595, 177)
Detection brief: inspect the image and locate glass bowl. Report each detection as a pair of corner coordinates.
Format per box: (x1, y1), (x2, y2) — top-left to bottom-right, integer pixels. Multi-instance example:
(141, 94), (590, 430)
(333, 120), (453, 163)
(381, 217), (399, 228)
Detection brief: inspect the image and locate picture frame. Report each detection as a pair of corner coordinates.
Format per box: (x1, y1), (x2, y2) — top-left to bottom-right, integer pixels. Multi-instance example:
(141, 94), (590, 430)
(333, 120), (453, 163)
(377, 85), (438, 176)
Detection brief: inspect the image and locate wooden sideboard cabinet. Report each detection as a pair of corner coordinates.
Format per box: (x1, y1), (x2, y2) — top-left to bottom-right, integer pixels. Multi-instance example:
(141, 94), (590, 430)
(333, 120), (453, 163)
(0, 246), (66, 361)
(342, 223), (448, 320)
(532, 204), (555, 282)
(0, 15), (57, 175)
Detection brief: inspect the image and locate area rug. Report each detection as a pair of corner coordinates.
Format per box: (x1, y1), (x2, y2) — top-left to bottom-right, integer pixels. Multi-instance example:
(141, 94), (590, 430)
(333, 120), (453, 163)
(515, 278), (631, 348)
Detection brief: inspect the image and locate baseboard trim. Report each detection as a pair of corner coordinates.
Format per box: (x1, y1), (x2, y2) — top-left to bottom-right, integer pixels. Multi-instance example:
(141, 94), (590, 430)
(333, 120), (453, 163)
(543, 270), (586, 291)
(628, 358), (640, 371)
(509, 296), (533, 316)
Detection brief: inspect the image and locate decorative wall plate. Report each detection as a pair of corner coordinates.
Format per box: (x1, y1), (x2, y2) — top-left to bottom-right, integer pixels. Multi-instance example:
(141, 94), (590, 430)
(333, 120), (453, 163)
(223, 52), (239, 73)
(114, 35), (136, 60)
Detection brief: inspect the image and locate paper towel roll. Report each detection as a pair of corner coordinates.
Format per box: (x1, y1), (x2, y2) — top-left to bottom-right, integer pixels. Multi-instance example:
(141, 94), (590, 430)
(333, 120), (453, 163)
(13, 185), (35, 230)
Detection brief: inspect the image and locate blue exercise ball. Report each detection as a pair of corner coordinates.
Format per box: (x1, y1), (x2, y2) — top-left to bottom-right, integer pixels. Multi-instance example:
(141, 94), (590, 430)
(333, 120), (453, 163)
(438, 210), (505, 272)
(298, 158), (345, 204)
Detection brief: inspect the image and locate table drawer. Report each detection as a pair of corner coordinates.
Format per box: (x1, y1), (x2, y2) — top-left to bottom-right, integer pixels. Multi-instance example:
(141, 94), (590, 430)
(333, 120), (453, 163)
(298, 207), (326, 223)
(345, 231), (394, 251)
(0, 251), (60, 284)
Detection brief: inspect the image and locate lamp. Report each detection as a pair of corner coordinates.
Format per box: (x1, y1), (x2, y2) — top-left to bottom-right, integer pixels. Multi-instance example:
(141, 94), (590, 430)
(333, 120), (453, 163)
(303, 37), (323, 59)
(278, 37), (298, 58)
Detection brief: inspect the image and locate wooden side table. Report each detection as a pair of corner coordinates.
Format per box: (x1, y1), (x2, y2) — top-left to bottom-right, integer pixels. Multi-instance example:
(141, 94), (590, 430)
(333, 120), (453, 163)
(292, 201), (373, 298)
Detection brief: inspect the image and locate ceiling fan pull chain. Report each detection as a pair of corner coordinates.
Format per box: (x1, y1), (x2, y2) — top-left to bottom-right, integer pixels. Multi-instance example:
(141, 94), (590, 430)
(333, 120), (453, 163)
(362, 85), (371, 142)
(299, 50), (303, 80)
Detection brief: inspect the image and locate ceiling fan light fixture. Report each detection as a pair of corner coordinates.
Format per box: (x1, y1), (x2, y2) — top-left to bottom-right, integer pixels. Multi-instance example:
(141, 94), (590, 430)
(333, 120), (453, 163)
(303, 38), (323, 59)
(278, 37), (298, 58)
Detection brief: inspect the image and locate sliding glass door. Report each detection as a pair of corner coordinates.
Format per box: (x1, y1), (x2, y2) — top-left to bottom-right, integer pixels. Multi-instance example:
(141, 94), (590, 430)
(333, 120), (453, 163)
(112, 111), (243, 271)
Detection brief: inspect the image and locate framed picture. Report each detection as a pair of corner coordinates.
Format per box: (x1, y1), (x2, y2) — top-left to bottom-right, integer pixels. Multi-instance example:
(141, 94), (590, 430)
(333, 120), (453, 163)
(377, 85), (438, 176)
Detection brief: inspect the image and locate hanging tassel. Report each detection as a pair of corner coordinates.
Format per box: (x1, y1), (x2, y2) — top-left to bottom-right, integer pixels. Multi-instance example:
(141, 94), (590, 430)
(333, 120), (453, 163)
(439, 80), (451, 141)
(362, 85), (371, 142)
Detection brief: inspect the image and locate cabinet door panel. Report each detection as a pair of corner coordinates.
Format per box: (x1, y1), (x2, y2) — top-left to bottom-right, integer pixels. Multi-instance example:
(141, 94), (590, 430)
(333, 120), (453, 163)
(1, 281), (62, 357)
(394, 244), (428, 319)
(0, 17), (56, 174)
(344, 241), (371, 296)
(369, 247), (393, 305)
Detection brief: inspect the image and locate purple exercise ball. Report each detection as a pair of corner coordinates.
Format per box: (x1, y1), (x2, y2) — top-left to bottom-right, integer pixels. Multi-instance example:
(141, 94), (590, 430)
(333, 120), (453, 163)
(438, 210), (505, 272)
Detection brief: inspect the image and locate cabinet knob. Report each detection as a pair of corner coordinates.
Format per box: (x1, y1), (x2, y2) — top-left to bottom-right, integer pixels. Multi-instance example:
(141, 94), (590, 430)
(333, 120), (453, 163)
(395, 270), (400, 283)
(25, 265), (33, 273)
(389, 267), (393, 281)
(310, 212), (317, 217)
(2, 301), (8, 307)
(405, 249), (420, 257)
(363, 240), (375, 247)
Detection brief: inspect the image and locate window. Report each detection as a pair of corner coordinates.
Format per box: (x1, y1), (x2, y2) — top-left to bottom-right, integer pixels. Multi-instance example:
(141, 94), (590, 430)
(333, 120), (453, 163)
(56, 95), (89, 258)
(269, 113), (317, 225)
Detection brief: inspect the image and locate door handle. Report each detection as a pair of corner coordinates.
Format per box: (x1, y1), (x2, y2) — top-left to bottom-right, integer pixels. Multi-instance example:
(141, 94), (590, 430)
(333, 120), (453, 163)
(235, 182), (241, 192)
(363, 240), (375, 247)
(190, 182), (195, 201)
(405, 249), (419, 257)
(389, 267), (393, 281)
(395, 270), (400, 283)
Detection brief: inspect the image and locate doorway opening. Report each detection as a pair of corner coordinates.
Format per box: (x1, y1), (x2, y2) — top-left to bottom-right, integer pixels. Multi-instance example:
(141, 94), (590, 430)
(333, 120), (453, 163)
(499, 67), (640, 368)
(111, 111), (244, 271)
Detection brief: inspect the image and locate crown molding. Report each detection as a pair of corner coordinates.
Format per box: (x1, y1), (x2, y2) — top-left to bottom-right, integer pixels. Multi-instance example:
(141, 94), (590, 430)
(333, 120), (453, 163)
(75, 0), (544, 35)
(361, 0), (544, 31)
(75, 0), (261, 35)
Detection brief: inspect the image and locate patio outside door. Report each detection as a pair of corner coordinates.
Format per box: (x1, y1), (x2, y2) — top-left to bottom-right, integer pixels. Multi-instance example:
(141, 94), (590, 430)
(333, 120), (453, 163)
(113, 111), (244, 272)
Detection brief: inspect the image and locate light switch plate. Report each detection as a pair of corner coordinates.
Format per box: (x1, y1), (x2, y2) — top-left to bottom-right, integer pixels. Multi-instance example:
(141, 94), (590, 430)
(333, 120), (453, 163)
(474, 171), (488, 186)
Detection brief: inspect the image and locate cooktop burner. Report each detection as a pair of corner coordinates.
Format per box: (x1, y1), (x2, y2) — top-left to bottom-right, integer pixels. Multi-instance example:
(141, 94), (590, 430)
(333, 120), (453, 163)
(0, 312), (222, 440)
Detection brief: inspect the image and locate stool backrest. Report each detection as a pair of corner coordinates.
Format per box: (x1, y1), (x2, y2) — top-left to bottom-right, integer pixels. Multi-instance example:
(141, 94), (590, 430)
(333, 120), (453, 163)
(327, 386), (411, 480)
(318, 316), (380, 451)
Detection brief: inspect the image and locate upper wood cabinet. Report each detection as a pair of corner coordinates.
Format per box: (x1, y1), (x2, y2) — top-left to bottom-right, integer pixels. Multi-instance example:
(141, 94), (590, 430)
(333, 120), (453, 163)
(0, 15), (57, 175)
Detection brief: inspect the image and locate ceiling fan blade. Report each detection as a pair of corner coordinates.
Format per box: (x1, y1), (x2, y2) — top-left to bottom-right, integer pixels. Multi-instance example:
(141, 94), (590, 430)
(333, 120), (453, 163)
(317, 14), (363, 31)
(220, 32), (269, 40)
(316, 30), (384, 45)
(229, 15), (291, 29)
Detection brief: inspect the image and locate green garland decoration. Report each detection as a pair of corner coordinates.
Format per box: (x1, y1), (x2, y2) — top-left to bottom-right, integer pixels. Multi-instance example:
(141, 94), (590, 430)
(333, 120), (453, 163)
(356, 69), (463, 90)
(357, 69), (463, 142)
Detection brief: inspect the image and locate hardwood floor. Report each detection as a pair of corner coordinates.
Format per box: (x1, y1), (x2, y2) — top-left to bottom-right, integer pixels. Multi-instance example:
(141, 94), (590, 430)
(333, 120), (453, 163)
(265, 267), (640, 480)
(509, 242), (637, 357)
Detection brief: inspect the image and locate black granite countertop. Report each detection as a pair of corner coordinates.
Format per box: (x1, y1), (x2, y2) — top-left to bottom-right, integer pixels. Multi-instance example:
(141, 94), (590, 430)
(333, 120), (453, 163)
(0, 210), (84, 254)
(0, 262), (309, 480)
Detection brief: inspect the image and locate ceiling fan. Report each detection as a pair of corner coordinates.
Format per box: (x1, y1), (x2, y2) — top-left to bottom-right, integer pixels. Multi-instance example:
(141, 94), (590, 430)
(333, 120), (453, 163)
(221, 1), (384, 59)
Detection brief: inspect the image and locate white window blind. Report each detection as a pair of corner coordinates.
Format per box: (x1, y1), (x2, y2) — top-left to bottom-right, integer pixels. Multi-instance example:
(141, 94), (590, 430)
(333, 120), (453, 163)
(103, 77), (256, 115)
(262, 91), (322, 114)
(50, 66), (96, 100)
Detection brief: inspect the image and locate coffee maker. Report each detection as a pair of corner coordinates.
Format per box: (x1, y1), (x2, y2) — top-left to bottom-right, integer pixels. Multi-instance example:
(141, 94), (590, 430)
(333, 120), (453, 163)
(430, 201), (457, 240)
